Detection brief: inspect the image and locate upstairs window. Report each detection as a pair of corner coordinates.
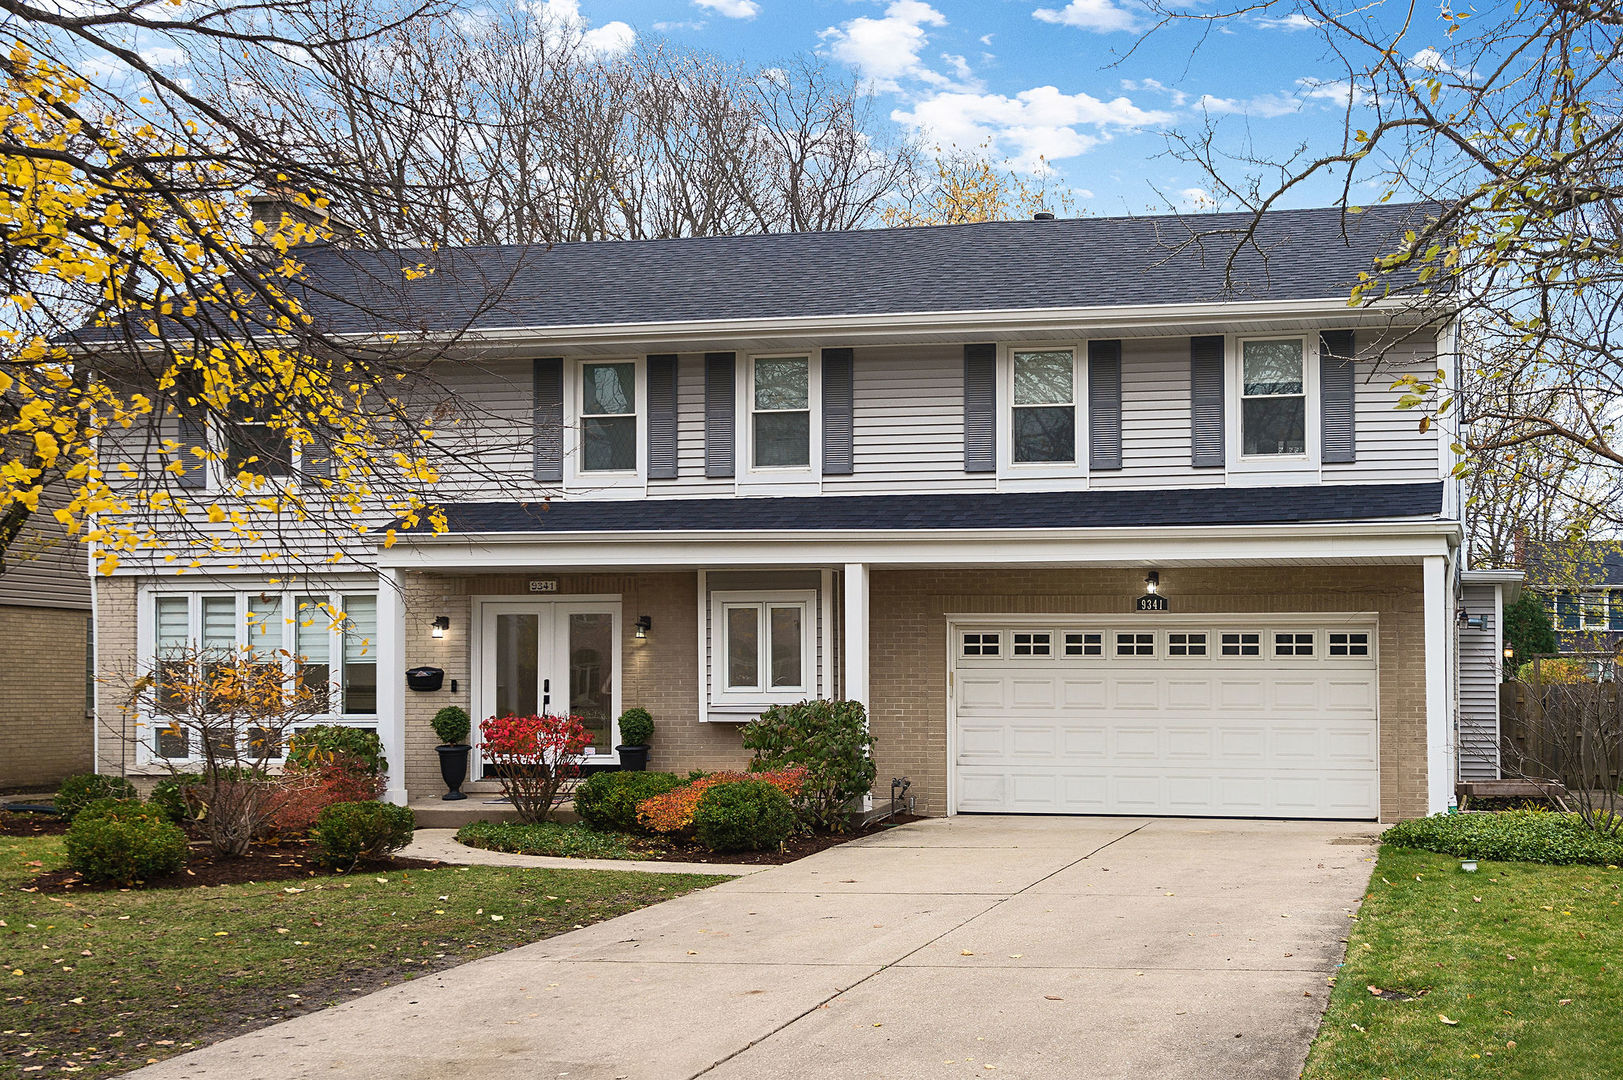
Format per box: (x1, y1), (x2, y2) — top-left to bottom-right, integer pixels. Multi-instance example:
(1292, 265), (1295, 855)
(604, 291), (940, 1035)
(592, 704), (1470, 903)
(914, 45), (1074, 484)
(580, 362), (637, 472)
(1011, 349), (1075, 463)
(1240, 339), (1306, 456)
(226, 412), (293, 478)
(752, 356), (811, 468)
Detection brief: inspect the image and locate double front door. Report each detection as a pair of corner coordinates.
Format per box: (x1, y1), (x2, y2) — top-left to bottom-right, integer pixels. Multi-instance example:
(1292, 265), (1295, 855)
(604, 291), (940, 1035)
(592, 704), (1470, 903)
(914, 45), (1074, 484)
(476, 600), (620, 776)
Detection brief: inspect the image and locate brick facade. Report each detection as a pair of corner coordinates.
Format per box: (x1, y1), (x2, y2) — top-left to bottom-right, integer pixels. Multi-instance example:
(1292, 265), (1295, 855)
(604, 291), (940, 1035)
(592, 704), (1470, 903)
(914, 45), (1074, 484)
(0, 604), (92, 791)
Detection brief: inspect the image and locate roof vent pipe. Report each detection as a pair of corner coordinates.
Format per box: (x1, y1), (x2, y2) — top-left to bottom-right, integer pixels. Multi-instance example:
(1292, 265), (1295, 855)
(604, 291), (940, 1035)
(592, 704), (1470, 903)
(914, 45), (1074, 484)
(1032, 212), (1056, 221)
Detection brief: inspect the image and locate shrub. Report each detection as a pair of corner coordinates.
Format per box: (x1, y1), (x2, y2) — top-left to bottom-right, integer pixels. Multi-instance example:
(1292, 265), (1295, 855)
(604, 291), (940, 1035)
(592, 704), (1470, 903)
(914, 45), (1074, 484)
(742, 700), (877, 832)
(269, 761), (385, 836)
(54, 773), (139, 821)
(456, 820), (640, 859)
(617, 707), (654, 747)
(693, 780), (795, 852)
(285, 725), (387, 775)
(636, 769), (804, 836)
(149, 773), (204, 825)
(1383, 809), (1623, 866)
(480, 713), (592, 823)
(431, 706), (472, 745)
(312, 801), (416, 867)
(65, 801), (188, 885)
(574, 771), (686, 832)
(1514, 656), (1594, 684)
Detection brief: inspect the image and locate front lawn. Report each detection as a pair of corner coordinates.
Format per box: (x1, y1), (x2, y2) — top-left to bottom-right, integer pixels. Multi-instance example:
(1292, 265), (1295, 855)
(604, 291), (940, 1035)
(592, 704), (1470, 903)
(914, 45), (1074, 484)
(0, 829), (720, 1079)
(1303, 845), (1623, 1079)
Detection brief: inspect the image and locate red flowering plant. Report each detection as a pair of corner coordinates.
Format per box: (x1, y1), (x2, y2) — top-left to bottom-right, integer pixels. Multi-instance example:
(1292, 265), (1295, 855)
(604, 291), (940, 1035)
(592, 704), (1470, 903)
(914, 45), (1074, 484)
(637, 768), (806, 836)
(479, 713), (593, 823)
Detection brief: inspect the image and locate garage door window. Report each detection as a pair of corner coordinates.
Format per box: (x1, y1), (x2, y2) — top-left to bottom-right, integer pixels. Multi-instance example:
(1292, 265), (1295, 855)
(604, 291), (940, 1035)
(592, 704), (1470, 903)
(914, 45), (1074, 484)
(1274, 631), (1315, 656)
(1064, 632), (1103, 657)
(1167, 632), (1208, 657)
(1116, 632), (1155, 657)
(963, 632), (1001, 657)
(1012, 632), (1052, 657)
(1328, 631), (1371, 657)
(1220, 631), (1261, 657)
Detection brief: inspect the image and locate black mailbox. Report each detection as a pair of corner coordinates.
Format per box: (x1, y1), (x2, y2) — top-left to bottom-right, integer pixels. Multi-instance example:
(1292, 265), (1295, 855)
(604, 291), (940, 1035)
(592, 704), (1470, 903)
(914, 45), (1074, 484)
(406, 666), (445, 692)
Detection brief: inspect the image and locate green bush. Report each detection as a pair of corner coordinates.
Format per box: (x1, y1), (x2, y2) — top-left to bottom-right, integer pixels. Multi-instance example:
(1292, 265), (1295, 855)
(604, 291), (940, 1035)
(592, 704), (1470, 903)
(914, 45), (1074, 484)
(286, 725), (387, 775)
(692, 779), (796, 853)
(573, 770), (686, 833)
(1382, 809), (1623, 866)
(430, 706), (472, 745)
(456, 820), (640, 859)
(742, 699), (876, 832)
(617, 707), (654, 747)
(312, 801), (415, 867)
(149, 773), (204, 825)
(54, 773), (139, 821)
(64, 800), (188, 885)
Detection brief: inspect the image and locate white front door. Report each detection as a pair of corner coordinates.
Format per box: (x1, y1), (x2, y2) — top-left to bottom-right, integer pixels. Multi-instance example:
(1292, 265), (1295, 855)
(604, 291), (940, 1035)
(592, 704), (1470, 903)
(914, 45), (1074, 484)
(475, 600), (621, 777)
(950, 616), (1380, 819)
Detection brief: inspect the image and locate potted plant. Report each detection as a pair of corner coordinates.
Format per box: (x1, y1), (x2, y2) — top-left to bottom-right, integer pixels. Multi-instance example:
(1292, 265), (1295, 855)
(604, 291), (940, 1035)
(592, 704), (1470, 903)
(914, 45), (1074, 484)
(431, 705), (472, 801)
(615, 707), (655, 772)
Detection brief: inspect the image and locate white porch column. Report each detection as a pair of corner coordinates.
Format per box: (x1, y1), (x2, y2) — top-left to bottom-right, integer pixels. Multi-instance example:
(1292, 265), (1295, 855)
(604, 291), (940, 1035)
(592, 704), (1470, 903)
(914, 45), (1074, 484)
(377, 567), (409, 805)
(842, 562), (870, 706)
(1423, 554), (1452, 815)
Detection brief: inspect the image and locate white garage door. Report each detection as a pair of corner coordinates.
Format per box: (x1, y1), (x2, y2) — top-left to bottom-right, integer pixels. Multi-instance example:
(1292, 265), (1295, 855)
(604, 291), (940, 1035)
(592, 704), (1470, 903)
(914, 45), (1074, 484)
(951, 620), (1379, 819)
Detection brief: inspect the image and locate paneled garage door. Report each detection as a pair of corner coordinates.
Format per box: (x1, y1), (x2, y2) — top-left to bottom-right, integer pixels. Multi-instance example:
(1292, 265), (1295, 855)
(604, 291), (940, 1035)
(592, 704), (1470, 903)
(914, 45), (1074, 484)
(951, 619), (1380, 819)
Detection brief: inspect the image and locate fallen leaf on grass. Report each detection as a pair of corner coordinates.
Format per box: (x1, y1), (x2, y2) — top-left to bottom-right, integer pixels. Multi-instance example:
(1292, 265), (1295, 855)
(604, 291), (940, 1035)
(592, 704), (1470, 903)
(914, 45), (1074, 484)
(1558, 999), (1572, 1006)
(1439, 1015), (1459, 1026)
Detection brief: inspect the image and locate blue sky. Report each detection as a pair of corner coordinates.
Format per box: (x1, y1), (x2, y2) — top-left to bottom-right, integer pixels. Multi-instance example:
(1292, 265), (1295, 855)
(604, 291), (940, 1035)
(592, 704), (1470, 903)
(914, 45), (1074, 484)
(550, 0), (1452, 215)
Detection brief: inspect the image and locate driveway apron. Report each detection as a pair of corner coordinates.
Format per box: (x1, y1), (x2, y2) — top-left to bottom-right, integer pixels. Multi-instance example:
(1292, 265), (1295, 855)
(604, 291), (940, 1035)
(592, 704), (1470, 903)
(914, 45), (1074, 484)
(125, 817), (1379, 1080)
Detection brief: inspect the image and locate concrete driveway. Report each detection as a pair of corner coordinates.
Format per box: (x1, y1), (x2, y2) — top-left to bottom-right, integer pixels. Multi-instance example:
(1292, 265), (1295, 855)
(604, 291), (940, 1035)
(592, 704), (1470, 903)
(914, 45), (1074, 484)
(128, 816), (1379, 1080)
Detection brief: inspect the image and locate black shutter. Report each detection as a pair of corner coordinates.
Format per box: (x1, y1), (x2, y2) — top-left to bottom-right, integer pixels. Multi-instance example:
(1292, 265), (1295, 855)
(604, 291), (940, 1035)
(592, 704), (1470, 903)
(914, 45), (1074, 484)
(175, 414), (209, 489)
(704, 352), (736, 478)
(1087, 339), (1123, 471)
(964, 343), (996, 473)
(647, 354), (679, 479)
(1319, 330), (1357, 464)
(1190, 335), (1225, 468)
(300, 433), (332, 481)
(533, 357), (563, 484)
(821, 348), (854, 476)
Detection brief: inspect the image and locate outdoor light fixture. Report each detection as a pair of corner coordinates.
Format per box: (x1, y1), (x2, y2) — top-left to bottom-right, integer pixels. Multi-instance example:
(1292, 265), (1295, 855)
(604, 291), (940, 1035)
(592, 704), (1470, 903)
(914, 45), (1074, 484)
(1503, 645), (1515, 661)
(431, 615), (451, 639)
(1144, 571), (1160, 595)
(634, 615), (652, 640)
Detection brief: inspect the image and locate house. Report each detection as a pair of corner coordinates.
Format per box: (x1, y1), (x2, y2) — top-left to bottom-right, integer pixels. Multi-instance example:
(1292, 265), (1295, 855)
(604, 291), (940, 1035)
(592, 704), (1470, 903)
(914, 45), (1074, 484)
(0, 495), (93, 792)
(1515, 539), (1623, 655)
(91, 203), (1488, 821)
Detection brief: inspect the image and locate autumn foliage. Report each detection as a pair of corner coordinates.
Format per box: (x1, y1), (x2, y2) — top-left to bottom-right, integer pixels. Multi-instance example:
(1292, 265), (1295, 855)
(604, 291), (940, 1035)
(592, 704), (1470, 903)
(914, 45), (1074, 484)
(479, 713), (592, 824)
(636, 768), (806, 836)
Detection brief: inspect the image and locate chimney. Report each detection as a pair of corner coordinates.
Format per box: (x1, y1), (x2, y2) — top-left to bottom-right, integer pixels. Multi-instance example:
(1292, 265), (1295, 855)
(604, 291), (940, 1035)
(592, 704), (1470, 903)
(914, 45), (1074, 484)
(1513, 527), (1528, 567)
(248, 190), (359, 247)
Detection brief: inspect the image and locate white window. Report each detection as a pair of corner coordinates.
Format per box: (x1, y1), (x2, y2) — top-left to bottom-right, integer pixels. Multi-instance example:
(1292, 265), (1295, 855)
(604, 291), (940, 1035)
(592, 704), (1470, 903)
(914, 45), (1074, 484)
(751, 356), (812, 469)
(1240, 338), (1307, 457)
(1064, 631), (1103, 657)
(1012, 631), (1052, 657)
(1274, 631), (1315, 657)
(1220, 631), (1262, 657)
(1115, 632), (1155, 657)
(712, 591), (814, 704)
(1011, 349), (1076, 464)
(1582, 592), (1609, 629)
(225, 412), (294, 478)
(1328, 631), (1371, 658)
(1167, 632), (1208, 657)
(580, 362), (637, 473)
(144, 589), (379, 760)
(963, 631), (1001, 657)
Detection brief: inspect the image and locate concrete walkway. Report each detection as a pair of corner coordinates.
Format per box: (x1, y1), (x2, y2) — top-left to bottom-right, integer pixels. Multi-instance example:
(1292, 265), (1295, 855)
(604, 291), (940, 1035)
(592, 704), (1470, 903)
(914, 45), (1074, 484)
(128, 816), (1380, 1080)
(401, 827), (764, 875)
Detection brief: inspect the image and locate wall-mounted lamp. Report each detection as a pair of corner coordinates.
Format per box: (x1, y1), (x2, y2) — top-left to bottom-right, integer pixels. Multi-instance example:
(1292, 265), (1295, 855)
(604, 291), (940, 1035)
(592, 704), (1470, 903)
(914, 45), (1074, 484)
(431, 615), (451, 639)
(1144, 571), (1160, 595)
(1503, 645), (1515, 662)
(634, 615), (652, 640)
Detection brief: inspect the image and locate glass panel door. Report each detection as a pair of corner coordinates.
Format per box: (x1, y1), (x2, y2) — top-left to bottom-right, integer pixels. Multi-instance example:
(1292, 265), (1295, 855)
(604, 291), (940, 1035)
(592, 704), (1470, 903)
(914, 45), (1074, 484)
(567, 612), (615, 756)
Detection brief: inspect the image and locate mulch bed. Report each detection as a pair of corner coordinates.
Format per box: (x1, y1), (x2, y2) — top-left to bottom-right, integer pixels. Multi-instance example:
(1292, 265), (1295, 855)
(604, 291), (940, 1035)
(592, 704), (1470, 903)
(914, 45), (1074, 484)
(23, 838), (446, 894)
(0, 809), (69, 836)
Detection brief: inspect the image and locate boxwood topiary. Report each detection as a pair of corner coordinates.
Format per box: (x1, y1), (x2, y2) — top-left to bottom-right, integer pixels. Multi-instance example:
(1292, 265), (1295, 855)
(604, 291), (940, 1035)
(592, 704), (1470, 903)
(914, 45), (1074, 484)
(573, 770), (685, 833)
(312, 801), (416, 867)
(64, 799), (188, 885)
(54, 773), (139, 821)
(1382, 809), (1623, 866)
(431, 706), (472, 745)
(617, 707), (654, 747)
(692, 779), (796, 853)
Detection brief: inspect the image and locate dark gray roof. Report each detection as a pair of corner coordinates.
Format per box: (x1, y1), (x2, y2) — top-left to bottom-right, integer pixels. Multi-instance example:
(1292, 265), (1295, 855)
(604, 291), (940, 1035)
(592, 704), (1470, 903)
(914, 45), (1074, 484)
(1521, 541), (1623, 588)
(290, 203), (1441, 336)
(404, 482), (1444, 535)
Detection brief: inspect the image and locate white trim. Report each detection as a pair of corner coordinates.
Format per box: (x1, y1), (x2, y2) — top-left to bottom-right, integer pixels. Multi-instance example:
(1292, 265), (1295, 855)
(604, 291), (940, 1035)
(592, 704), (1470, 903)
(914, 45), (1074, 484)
(696, 570), (709, 724)
(1227, 332), (1320, 479)
(1424, 553), (1452, 813)
(739, 352), (821, 491)
(820, 568), (836, 699)
(565, 356), (647, 496)
(708, 589), (817, 707)
(377, 568), (407, 804)
(1490, 581), (1504, 778)
(997, 341), (1087, 483)
(843, 563), (870, 709)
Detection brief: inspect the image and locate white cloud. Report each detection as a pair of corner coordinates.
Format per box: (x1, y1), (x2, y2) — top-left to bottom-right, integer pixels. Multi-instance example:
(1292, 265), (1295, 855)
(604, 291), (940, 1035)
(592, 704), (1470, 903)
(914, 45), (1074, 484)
(1409, 46), (1476, 80)
(1296, 76), (1371, 106)
(1178, 186), (1217, 211)
(138, 44), (189, 68)
(1032, 0), (1139, 33)
(582, 20), (635, 56)
(979, 33), (995, 46)
(694, 0), (759, 18)
(529, 0), (636, 57)
(820, 1), (951, 92)
(653, 19), (706, 31)
(1254, 13), (1319, 31)
(1195, 91), (1301, 118)
(1121, 77), (1187, 107)
(893, 85), (1171, 171)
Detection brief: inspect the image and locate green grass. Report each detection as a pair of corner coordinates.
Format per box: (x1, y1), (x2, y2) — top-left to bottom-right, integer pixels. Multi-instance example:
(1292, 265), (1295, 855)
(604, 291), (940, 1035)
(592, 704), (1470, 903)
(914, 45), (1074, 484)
(0, 832), (721, 1079)
(1303, 845), (1623, 1079)
(455, 819), (652, 859)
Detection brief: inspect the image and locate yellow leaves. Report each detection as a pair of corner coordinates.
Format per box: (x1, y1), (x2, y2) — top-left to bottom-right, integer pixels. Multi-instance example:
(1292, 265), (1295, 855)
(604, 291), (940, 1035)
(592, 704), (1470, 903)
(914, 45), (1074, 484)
(96, 551), (119, 575)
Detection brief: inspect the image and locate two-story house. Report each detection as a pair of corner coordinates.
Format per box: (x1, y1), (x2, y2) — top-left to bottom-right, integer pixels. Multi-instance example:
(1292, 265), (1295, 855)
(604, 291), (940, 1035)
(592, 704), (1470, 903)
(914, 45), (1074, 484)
(92, 203), (1481, 821)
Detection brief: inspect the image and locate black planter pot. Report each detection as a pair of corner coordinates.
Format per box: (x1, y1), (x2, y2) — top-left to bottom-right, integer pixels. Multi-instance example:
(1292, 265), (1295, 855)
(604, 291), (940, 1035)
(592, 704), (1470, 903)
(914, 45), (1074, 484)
(616, 744), (650, 771)
(436, 743), (471, 800)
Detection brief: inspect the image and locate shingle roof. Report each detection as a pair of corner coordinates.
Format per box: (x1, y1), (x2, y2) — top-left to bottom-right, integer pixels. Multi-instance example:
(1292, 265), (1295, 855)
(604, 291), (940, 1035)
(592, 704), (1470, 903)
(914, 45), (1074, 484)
(1521, 541), (1623, 587)
(404, 481), (1445, 535)
(290, 203), (1441, 336)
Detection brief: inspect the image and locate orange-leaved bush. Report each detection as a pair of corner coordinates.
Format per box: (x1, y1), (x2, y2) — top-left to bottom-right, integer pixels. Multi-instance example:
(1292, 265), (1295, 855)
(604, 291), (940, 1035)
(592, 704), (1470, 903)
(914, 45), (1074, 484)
(637, 768), (805, 835)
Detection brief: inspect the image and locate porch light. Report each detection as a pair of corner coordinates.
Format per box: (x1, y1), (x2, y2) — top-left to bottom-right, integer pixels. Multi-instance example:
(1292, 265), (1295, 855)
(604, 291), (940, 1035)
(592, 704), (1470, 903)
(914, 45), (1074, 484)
(1144, 571), (1160, 595)
(431, 615), (451, 639)
(1503, 645), (1515, 662)
(634, 615), (652, 640)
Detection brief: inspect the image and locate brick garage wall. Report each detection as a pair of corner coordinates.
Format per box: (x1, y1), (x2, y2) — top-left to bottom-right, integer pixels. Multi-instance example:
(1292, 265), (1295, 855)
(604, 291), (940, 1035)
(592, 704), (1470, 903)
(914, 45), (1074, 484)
(0, 604), (92, 790)
(866, 565), (1427, 821)
(92, 577), (138, 777)
(398, 571), (750, 800)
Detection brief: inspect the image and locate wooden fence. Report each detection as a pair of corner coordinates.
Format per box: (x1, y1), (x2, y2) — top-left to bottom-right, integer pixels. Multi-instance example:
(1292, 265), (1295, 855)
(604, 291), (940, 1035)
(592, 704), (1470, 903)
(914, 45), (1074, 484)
(1500, 677), (1623, 792)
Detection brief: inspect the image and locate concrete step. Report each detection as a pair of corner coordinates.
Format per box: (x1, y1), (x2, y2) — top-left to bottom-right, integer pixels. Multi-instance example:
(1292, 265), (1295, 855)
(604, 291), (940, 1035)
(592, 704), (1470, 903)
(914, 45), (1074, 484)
(408, 797), (580, 830)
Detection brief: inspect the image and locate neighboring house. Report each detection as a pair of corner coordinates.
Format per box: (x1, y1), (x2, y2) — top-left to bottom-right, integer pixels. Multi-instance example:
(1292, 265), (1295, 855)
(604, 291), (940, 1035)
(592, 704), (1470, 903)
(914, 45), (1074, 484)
(93, 203), (1491, 820)
(0, 495), (93, 791)
(1516, 539), (1623, 655)
(1457, 569), (1522, 782)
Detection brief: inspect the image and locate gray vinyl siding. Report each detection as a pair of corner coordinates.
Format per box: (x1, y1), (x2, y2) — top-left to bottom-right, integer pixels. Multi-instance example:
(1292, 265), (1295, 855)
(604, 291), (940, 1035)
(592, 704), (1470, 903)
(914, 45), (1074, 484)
(0, 487), (90, 609)
(650, 352), (735, 497)
(1322, 331), (1439, 484)
(1458, 582), (1502, 780)
(1092, 337), (1224, 488)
